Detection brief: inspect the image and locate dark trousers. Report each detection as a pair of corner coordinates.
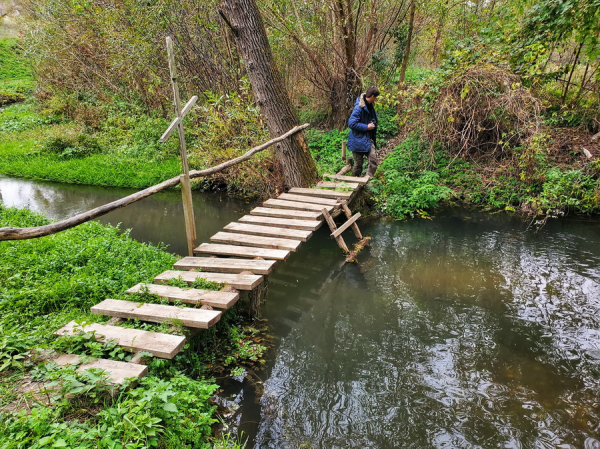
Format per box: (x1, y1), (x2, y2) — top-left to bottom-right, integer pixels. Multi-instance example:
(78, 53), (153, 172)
(351, 147), (378, 177)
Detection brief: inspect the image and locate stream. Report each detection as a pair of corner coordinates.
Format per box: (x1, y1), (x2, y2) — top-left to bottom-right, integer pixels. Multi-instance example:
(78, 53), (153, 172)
(2, 176), (600, 448)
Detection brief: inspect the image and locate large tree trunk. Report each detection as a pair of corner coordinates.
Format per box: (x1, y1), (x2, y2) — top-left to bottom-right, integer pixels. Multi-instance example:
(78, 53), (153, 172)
(219, 0), (318, 188)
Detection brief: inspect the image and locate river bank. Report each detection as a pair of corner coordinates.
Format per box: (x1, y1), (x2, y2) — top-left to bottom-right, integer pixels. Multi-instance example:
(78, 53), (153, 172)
(0, 201), (263, 448)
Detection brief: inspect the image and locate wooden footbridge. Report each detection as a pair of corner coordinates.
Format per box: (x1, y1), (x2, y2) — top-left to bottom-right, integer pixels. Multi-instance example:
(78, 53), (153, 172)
(53, 173), (370, 384)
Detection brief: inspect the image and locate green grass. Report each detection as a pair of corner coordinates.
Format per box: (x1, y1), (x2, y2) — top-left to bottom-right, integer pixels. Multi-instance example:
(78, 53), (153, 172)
(0, 38), (34, 105)
(369, 134), (600, 218)
(0, 205), (265, 448)
(0, 102), (183, 188)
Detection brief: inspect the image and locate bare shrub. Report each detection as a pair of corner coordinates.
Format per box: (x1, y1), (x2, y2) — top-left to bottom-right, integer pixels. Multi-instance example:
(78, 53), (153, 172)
(406, 64), (542, 159)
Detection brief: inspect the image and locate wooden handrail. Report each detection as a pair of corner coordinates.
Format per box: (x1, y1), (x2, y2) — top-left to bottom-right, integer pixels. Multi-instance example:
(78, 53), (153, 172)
(0, 124), (310, 241)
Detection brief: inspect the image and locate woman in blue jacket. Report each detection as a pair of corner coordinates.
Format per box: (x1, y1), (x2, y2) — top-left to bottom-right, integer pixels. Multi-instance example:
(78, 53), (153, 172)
(347, 86), (379, 177)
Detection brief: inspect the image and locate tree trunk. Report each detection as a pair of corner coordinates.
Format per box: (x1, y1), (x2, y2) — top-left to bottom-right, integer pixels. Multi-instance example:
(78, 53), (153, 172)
(219, 0), (318, 188)
(398, 0), (416, 86)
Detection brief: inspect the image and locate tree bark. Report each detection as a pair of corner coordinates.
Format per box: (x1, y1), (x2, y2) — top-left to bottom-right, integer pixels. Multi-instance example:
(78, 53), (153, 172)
(398, 0), (416, 86)
(219, 0), (318, 188)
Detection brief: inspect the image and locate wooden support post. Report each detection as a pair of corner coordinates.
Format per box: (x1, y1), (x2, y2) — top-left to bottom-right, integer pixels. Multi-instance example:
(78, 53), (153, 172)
(341, 141), (346, 161)
(180, 175), (196, 256)
(322, 208), (349, 253)
(166, 36), (196, 256)
(341, 203), (363, 239)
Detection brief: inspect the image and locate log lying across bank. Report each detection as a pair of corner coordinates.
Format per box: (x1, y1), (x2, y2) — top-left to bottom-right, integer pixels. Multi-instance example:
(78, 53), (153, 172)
(0, 124), (309, 241)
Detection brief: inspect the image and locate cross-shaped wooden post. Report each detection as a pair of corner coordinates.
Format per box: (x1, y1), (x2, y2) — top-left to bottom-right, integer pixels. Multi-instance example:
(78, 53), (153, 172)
(160, 36), (197, 256)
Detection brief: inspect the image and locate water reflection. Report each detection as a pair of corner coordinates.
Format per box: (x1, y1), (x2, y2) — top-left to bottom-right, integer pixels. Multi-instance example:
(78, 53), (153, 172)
(0, 176), (251, 256)
(254, 212), (600, 448)
(3, 176), (599, 447)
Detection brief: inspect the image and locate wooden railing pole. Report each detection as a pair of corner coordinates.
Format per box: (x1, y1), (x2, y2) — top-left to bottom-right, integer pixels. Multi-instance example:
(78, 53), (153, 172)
(167, 36), (196, 256)
(0, 124), (309, 241)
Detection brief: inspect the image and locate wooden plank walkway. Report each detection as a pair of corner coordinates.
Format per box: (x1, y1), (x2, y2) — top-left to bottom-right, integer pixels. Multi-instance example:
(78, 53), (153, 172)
(56, 321), (186, 359)
(52, 173), (369, 383)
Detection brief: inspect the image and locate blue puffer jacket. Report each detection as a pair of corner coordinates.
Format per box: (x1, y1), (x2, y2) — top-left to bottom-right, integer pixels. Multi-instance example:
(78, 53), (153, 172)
(347, 94), (378, 153)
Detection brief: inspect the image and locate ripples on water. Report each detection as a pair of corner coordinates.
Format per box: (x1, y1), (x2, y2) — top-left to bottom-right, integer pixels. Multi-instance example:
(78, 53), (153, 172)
(3, 177), (599, 448)
(253, 212), (600, 448)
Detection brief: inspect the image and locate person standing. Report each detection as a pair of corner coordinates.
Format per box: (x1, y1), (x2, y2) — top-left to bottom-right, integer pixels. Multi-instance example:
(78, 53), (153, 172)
(347, 86), (380, 178)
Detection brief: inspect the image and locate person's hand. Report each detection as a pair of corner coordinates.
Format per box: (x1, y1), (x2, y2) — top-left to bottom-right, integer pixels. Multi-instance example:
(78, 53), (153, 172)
(367, 122), (375, 130)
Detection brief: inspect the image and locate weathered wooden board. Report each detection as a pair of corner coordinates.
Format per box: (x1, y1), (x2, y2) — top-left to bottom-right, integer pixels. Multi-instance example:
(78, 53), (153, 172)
(194, 243), (290, 261)
(126, 283), (239, 309)
(55, 321), (186, 359)
(249, 207), (322, 221)
(239, 214), (322, 231)
(155, 269), (264, 290)
(315, 181), (359, 190)
(277, 193), (340, 206)
(55, 354), (148, 384)
(323, 174), (369, 185)
(263, 199), (335, 212)
(91, 299), (222, 329)
(224, 222), (312, 241)
(288, 187), (353, 199)
(331, 212), (361, 238)
(210, 231), (302, 251)
(174, 256), (277, 274)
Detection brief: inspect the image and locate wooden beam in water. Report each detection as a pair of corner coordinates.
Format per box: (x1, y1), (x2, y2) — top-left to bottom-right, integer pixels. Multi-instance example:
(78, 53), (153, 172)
(55, 321), (186, 359)
(91, 299), (222, 329)
(195, 243), (291, 260)
(155, 269), (264, 290)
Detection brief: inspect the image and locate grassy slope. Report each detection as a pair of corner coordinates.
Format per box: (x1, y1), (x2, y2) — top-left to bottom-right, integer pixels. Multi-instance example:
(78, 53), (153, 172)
(0, 205), (219, 448)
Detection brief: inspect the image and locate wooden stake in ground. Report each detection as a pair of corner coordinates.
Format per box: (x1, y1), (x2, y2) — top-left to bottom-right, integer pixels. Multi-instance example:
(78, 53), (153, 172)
(161, 36), (197, 256)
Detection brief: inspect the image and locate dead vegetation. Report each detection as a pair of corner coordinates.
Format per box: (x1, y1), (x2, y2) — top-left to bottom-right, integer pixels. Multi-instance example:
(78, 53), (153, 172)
(406, 64), (542, 160)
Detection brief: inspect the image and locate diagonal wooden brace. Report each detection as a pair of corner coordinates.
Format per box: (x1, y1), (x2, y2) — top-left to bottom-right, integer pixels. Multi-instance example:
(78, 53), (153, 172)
(322, 208), (349, 253)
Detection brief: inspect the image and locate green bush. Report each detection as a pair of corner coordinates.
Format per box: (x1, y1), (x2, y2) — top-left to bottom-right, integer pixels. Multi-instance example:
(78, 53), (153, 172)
(371, 137), (452, 218)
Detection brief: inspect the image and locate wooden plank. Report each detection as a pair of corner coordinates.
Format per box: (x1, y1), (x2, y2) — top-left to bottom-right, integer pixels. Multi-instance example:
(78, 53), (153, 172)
(155, 269), (264, 290)
(173, 256), (277, 274)
(194, 243), (291, 261)
(126, 283), (239, 309)
(342, 203), (363, 239)
(322, 208), (349, 252)
(316, 181), (359, 190)
(239, 214), (322, 231)
(263, 199), (334, 212)
(210, 231), (302, 251)
(55, 321), (186, 359)
(224, 222), (312, 241)
(249, 207), (322, 221)
(331, 212), (361, 238)
(54, 354), (148, 384)
(91, 299), (222, 329)
(323, 174), (369, 185)
(288, 187), (353, 199)
(277, 193), (340, 206)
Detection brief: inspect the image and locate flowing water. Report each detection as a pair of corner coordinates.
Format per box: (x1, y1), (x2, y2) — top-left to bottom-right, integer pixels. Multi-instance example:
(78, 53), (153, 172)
(2, 176), (600, 448)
